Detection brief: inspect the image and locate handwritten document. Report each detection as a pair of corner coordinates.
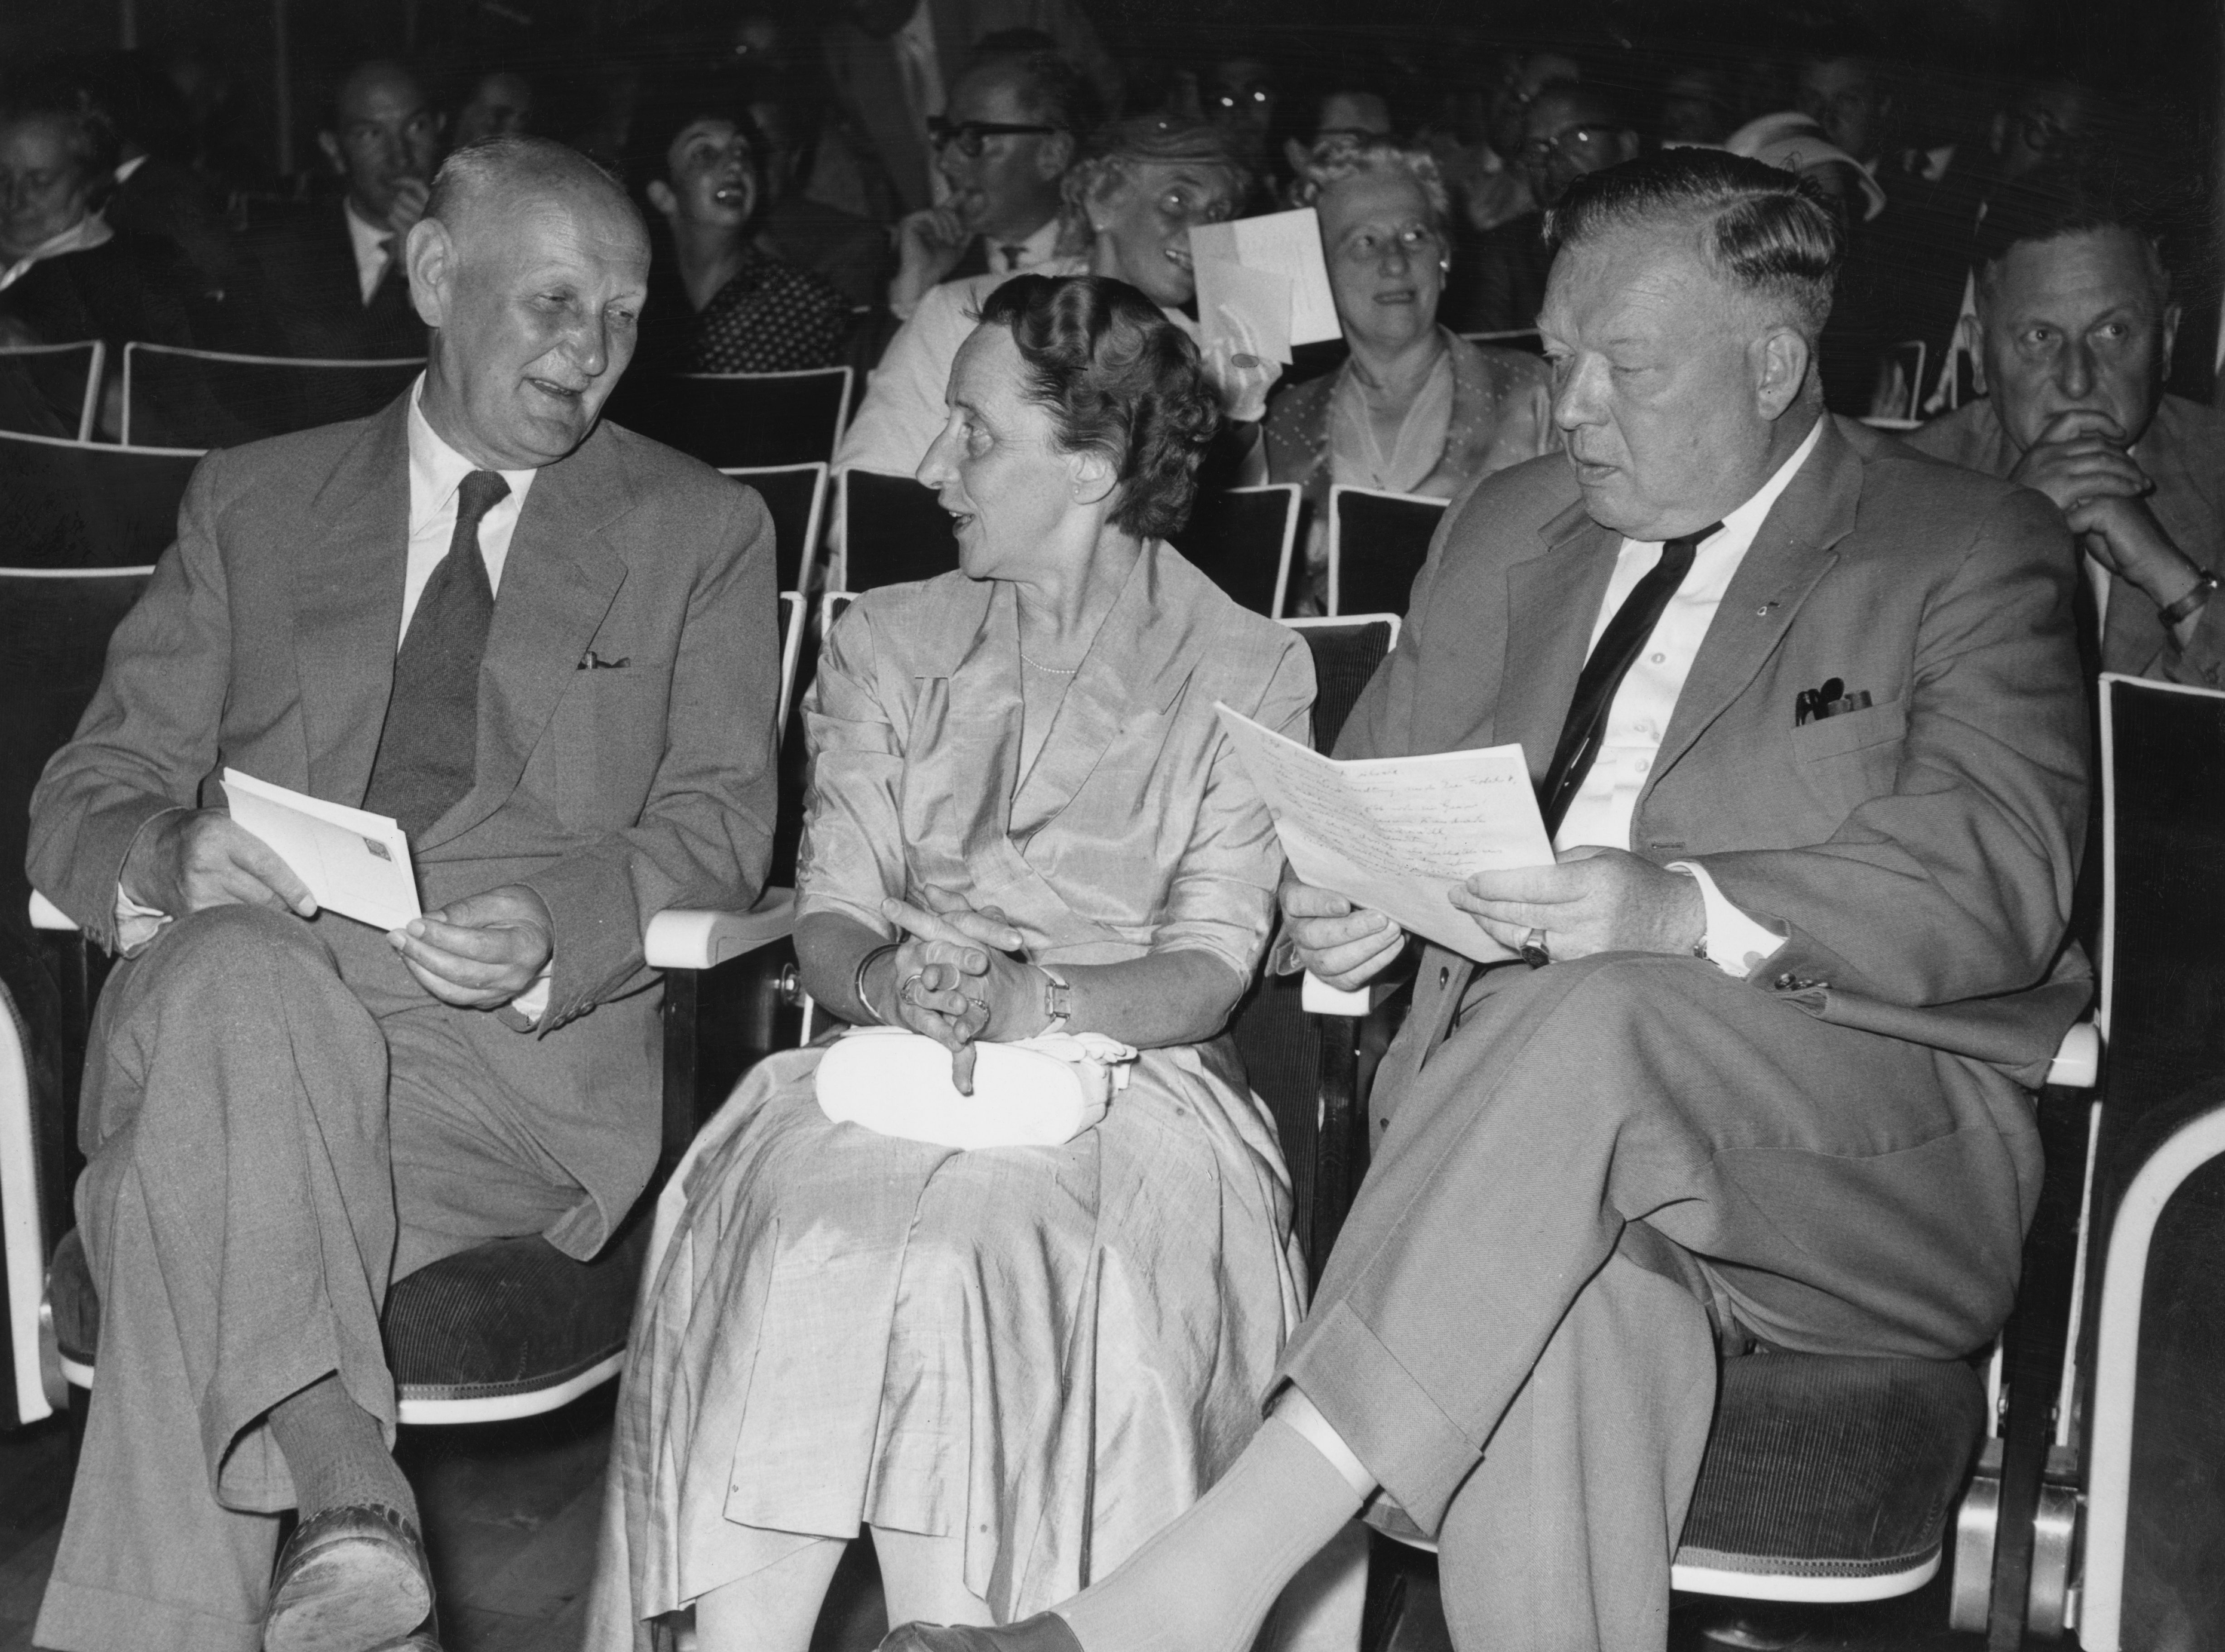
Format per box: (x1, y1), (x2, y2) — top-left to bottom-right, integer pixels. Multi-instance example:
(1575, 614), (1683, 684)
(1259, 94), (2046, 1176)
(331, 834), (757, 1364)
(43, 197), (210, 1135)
(1215, 705), (1554, 962)
(222, 769), (423, 930)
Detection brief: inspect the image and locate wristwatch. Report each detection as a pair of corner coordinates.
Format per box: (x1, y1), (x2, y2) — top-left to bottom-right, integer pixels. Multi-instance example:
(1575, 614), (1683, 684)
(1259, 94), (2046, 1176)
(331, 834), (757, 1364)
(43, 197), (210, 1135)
(1039, 964), (1072, 1036)
(2158, 567), (2220, 631)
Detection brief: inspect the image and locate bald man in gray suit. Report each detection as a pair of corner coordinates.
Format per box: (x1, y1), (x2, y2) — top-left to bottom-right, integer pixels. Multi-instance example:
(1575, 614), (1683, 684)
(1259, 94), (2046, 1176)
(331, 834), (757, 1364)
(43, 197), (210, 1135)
(29, 137), (777, 1652)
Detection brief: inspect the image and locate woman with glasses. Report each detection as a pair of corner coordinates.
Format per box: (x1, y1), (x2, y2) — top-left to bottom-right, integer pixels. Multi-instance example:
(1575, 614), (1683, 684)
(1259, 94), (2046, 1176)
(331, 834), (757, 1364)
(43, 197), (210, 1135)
(836, 115), (1279, 480)
(1262, 136), (1555, 609)
(627, 77), (854, 374)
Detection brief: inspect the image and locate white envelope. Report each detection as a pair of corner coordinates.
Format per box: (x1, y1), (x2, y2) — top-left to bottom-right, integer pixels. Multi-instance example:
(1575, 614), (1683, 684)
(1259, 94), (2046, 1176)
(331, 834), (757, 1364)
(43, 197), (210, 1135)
(1188, 209), (1341, 347)
(222, 769), (423, 930)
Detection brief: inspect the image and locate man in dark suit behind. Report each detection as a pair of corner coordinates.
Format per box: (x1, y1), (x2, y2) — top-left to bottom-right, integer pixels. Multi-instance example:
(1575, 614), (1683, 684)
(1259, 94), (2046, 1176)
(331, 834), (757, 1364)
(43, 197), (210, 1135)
(30, 136), (778, 1652)
(885, 151), (2089, 1652)
(248, 60), (445, 360)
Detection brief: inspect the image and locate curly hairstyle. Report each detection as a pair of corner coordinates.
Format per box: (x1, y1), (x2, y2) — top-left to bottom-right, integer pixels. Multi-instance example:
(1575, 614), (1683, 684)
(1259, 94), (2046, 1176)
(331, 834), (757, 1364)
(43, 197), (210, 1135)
(974, 274), (1224, 541)
(1287, 133), (1450, 232)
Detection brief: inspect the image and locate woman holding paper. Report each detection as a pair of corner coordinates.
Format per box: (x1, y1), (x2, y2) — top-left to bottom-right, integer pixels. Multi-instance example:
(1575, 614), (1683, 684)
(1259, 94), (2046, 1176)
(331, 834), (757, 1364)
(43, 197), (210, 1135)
(1262, 135), (1557, 608)
(834, 115), (1283, 481)
(593, 275), (1321, 1652)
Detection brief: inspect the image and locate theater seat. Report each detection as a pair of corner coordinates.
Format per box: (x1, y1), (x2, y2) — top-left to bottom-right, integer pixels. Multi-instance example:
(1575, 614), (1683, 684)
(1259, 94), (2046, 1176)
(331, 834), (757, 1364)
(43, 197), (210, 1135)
(48, 1214), (660, 1424)
(1673, 1352), (1986, 1599)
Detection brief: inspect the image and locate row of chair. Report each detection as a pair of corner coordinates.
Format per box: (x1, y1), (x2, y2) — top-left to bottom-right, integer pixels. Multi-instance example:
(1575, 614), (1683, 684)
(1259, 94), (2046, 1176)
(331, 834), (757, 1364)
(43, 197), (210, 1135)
(0, 340), (859, 471)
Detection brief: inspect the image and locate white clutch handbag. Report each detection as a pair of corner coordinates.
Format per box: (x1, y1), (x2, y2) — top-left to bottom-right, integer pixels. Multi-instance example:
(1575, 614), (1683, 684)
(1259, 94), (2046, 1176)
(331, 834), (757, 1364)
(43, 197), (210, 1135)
(814, 1025), (1139, 1149)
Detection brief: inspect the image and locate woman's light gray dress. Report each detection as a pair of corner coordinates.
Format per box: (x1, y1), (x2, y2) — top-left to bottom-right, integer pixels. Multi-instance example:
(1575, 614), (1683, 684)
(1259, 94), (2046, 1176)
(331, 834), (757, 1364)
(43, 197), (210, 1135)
(591, 543), (1317, 1643)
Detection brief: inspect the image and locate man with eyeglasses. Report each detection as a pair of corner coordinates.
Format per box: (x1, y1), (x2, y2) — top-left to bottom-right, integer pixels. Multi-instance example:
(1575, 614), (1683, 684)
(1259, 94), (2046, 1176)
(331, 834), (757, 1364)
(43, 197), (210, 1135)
(250, 60), (445, 359)
(1459, 80), (1635, 336)
(821, 0), (1115, 221)
(889, 50), (1096, 320)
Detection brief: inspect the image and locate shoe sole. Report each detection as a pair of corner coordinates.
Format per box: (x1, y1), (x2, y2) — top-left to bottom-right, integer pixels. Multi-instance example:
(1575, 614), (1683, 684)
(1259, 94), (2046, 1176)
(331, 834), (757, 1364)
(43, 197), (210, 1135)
(263, 1535), (432, 1652)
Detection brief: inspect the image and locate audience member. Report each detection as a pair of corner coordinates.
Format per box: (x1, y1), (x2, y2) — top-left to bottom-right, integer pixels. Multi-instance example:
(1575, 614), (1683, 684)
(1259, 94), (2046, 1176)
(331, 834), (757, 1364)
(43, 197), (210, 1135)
(742, 76), (893, 311)
(888, 48), (1098, 319)
(1204, 53), (1279, 173)
(1795, 36), (1895, 180)
(28, 135), (777, 1652)
(451, 68), (535, 146)
(819, 0), (1116, 219)
(1277, 71), (1399, 190)
(248, 59), (446, 359)
(1448, 80), (1635, 336)
(1264, 136), (1554, 606)
(884, 145), (2088, 1652)
(630, 80), (853, 374)
(63, 51), (243, 304)
(0, 83), (209, 426)
(836, 115), (1273, 480)
(1657, 64), (1733, 147)
(1908, 183), (2225, 685)
(592, 268), (1333, 1652)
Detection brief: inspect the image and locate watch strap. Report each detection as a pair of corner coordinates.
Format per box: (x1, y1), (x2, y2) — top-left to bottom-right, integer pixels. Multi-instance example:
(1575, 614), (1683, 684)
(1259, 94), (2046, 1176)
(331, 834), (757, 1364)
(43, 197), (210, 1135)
(2159, 568), (2220, 630)
(1039, 963), (1072, 1035)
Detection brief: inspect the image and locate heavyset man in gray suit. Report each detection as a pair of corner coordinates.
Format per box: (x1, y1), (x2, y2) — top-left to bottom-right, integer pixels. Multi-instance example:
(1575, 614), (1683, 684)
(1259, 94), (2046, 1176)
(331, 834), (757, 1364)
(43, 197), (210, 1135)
(28, 137), (778, 1652)
(885, 154), (2090, 1652)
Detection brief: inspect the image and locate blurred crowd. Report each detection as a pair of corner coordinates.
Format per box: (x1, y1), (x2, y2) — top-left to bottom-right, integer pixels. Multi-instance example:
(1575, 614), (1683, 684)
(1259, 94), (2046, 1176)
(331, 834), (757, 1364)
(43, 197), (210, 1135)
(0, 0), (2213, 447)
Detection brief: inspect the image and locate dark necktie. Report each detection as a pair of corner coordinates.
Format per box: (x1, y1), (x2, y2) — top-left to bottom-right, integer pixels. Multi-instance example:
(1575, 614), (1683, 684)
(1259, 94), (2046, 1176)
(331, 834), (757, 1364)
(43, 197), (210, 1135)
(1536, 521), (1722, 836)
(364, 469), (511, 841)
(1000, 244), (1027, 271)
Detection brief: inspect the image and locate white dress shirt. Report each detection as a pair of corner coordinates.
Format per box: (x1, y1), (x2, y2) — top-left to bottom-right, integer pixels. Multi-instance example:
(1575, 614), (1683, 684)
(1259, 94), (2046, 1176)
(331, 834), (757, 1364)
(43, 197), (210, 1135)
(345, 200), (397, 304)
(1552, 417), (1825, 975)
(988, 216), (1063, 275)
(119, 377), (554, 1018)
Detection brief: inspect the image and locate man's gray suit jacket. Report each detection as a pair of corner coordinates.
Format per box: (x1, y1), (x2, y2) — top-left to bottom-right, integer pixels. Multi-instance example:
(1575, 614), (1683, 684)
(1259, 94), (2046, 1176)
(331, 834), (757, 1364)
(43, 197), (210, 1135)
(27, 393), (782, 1253)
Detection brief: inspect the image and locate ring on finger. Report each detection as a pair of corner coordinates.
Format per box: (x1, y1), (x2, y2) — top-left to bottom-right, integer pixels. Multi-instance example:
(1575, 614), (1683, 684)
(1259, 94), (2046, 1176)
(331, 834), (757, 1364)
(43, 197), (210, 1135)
(1518, 927), (1551, 969)
(899, 969), (927, 1004)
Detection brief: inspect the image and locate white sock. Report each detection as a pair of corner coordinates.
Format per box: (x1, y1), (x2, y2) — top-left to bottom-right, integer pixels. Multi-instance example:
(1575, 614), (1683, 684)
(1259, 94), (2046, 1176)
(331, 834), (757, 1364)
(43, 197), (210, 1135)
(1053, 1411), (1371, 1652)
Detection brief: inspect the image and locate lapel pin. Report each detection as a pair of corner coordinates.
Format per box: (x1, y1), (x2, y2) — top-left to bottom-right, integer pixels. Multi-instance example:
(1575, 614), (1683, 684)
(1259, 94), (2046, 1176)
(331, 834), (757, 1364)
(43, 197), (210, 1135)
(1755, 600), (1778, 616)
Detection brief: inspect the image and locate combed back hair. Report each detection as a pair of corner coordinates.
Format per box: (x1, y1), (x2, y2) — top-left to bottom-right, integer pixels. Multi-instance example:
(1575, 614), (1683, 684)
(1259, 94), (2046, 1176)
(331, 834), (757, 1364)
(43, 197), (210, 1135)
(973, 274), (1224, 541)
(1288, 135), (1449, 233)
(1061, 114), (1252, 238)
(1545, 148), (1843, 336)
(427, 134), (643, 238)
(1975, 160), (2173, 302)
(969, 48), (1104, 138)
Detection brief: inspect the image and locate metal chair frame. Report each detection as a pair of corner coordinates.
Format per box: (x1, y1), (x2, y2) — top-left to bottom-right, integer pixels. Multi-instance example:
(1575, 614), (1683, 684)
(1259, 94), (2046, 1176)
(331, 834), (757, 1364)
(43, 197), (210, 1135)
(0, 341), (105, 442)
(1325, 485), (1448, 617)
(675, 365), (853, 465)
(119, 342), (424, 447)
(721, 461), (831, 596)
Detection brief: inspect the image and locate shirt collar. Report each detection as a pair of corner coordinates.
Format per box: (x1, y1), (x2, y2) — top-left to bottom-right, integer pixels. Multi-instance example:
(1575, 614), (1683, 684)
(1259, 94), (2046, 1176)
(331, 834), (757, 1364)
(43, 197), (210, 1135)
(407, 374), (539, 531)
(0, 211), (114, 293)
(1711, 415), (1825, 546)
(113, 153), (151, 185)
(1005, 215), (1061, 265)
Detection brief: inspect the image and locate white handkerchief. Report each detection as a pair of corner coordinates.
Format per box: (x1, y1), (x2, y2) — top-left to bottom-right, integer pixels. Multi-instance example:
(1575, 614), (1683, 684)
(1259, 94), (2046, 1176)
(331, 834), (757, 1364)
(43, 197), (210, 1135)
(815, 1026), (1138, 1149)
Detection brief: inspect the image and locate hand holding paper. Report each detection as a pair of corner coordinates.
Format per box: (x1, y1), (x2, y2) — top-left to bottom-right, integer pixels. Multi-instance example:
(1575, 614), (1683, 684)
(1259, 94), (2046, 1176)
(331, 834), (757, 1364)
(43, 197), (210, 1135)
(221, 769), (422, 930)
(1215, 704), (1554, 964)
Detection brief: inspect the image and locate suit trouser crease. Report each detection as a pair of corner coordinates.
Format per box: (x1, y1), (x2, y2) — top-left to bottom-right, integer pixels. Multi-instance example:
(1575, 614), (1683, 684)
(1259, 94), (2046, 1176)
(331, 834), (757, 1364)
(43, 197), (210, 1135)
(1275, 952), (2040, 1652)
(35, 906), (584, 1652)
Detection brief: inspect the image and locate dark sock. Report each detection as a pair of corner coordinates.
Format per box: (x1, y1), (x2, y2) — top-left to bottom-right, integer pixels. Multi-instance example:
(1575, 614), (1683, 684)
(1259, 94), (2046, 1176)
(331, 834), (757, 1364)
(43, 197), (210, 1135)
(267, 1374), (416, 1522)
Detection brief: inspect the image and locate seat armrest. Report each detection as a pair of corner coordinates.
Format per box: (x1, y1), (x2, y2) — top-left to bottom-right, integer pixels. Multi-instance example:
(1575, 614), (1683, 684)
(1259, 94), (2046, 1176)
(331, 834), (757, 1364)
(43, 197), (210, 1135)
(644, 889), (797, 971)
(28, 893), (76, 933)
(1302, 972), (1370, 1017)
(2046, 1020), (2099, 1090)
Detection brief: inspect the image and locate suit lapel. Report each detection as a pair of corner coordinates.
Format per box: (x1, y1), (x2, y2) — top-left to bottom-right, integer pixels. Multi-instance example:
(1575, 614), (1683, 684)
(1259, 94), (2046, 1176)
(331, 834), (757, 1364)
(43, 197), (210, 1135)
(293, 397), (412, 804)
(1648, 417), (1857, 786)
(418, 425), (634, 848)
(1495, 499), (1621, 781)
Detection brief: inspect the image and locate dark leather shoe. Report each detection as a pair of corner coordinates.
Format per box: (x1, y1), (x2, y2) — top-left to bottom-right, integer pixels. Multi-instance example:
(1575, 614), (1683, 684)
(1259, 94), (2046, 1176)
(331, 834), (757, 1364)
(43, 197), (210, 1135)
(264, 1503), (435, 1652)
(879, 1613), (1086, 1652)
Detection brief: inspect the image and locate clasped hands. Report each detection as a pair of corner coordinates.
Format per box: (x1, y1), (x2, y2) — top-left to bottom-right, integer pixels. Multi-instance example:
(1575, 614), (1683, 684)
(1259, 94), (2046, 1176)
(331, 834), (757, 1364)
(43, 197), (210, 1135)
(125, 807), (553, 1009)
(2010, 409), (2206, 612)
(1282, 846), (1706, 990)
(866, 897), (1052, 1093)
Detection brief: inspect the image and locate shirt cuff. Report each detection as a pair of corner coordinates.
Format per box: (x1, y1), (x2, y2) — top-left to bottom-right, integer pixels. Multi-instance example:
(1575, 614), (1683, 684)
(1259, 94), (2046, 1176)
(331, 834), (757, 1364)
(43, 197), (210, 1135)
(1667, 860), (1786, 978)
(509, 962), (555, 1027)
(112, 887), (171, 957)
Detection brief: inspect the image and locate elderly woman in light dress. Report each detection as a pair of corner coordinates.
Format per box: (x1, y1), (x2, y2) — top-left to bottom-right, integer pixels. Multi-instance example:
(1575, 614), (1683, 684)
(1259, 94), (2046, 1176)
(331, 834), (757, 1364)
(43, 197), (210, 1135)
(1261, 134), (1559, 610)
(590, 274), (1349, 1652)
